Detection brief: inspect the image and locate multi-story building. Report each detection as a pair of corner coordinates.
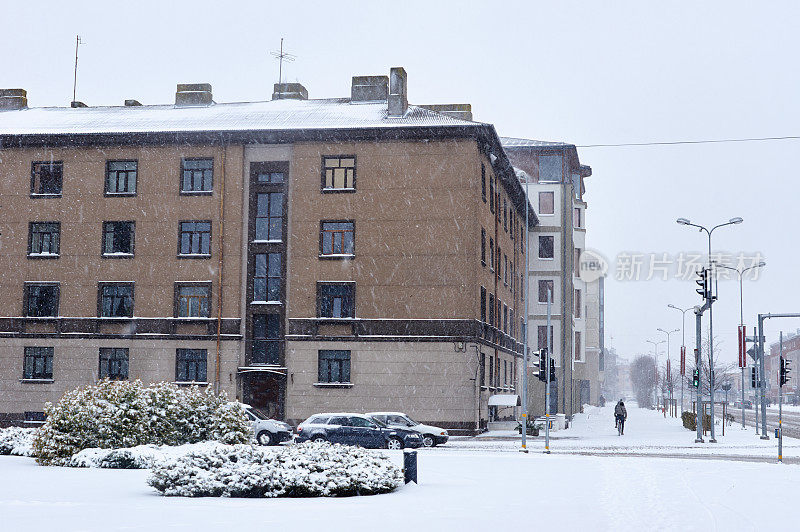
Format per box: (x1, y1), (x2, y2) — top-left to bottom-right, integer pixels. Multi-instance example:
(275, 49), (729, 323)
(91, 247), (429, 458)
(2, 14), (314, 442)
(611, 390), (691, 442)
(0, 69), (534, 432)
(581, 275), (605, 406)
(502, 138), (593, 417)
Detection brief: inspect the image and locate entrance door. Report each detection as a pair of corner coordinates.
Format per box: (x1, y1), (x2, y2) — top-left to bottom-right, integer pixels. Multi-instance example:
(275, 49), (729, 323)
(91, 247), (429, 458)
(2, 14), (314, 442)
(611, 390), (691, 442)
(243, 372), (285, 420)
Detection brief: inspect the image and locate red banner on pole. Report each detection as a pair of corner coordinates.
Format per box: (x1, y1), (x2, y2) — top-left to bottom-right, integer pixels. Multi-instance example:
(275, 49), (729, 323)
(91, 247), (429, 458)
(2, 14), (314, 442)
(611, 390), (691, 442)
(680, 346), (686, 375)
(738, 325), (746, 368)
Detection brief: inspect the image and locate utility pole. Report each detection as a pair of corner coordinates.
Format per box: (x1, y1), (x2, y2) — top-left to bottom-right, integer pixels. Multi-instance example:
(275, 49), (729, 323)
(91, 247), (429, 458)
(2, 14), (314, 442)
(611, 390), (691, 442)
(779, 332), (783, 462)
(668, 304), (694, 414)
(72, 35), (84, 105)
(520, 181), (530, 453)
(646, 339), (664, 408)
(545, 287), (552, 454)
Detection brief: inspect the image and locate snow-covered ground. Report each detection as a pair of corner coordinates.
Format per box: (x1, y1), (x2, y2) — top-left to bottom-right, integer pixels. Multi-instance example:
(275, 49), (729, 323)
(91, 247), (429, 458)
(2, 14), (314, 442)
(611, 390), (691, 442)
(2, 404), (798, 531)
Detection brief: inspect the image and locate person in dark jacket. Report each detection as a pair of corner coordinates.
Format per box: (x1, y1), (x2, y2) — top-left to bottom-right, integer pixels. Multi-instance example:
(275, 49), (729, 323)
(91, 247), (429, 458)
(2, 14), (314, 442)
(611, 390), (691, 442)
(614, 400), (627, 435)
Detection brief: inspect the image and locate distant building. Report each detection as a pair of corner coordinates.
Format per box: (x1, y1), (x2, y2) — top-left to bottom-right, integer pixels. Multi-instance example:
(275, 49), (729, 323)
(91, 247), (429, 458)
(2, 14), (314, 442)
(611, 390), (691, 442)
(767, 330), (800, 404)
(0, 69), (535, 432)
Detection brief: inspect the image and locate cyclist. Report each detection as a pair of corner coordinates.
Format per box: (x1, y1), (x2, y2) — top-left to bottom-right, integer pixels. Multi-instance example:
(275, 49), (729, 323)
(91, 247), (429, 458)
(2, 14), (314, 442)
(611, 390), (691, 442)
(614, 400), (627, 435)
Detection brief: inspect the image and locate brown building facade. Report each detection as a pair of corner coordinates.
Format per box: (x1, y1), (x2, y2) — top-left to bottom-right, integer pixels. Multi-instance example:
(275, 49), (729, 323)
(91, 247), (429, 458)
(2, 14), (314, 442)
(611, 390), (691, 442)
(0, 70), (535, 432)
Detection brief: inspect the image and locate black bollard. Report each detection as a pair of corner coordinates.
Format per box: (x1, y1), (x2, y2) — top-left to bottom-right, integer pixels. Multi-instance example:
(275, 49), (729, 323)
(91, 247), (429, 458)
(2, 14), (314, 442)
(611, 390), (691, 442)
(403, 450), (417, 484)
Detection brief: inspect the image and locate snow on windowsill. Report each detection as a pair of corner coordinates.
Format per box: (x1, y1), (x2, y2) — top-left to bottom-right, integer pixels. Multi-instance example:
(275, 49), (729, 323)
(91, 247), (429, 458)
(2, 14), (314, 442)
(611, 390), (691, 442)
(27, 252), (59, 257)
(251, 239), (283, 244)
(30, 193), (62, 197)
(313, 382), (353, 388)
(102, 252), (134, 258)
(19, 378), (54, 384)
(319, 254), (355, 259)
(173, 381), (209, 386)
(251, 300), (281, 305)
(178, 254), (211, 258)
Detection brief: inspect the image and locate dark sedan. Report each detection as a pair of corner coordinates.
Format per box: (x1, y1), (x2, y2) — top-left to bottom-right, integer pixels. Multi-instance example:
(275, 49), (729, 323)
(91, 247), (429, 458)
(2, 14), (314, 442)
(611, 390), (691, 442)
(296, 413), (423, 449)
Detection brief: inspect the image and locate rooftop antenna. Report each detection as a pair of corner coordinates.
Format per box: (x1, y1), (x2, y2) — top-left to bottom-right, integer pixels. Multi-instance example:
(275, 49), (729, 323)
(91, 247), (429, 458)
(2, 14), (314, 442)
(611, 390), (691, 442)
(72, 35), (85, 104)
(270, 38), (295, 85)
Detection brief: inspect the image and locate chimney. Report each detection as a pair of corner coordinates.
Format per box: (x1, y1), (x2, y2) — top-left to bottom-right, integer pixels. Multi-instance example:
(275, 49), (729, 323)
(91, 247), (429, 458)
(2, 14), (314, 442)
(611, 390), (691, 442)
(388, 67), (407, 117)
(124, 99), (142, 106)
(175, 83), (213, 107)
(351, 75), (388, 102)
(272, 83), (308, 100)
(0, 89), (28, 110)
(419, 104), (473, 121)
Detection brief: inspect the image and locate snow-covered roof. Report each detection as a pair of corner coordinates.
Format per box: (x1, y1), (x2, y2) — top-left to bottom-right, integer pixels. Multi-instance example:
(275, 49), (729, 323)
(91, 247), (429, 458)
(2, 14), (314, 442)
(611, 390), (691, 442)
(500, 136), (573, 148)
(0, 98), (478, 137)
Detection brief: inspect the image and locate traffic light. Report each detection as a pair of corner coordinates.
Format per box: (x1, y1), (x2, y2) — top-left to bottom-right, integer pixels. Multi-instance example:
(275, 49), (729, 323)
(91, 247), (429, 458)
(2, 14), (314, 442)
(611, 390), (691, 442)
(780, 357), (792, 387)
(695, 268), (709, 300)
(536, 348), (548, 382)
(691, 369), (700, 388)
(751, 366), (758, 388)
(549, 363), (556, 383)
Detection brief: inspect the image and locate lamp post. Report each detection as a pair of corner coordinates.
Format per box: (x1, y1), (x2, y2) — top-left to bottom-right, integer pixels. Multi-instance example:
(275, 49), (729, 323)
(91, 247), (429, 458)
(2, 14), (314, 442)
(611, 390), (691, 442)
(668, 304), (694, 413)
(677, 216), (743, 442)
(718, 261), (765, 430)
(646, 339), (665, 408)
(657, 328), (680, 415)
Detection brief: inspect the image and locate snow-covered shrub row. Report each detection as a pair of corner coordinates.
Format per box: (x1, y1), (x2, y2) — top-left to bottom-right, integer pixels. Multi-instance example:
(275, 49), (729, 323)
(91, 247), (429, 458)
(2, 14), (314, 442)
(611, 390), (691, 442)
(67, 441), (227, 469)
(148, 441), (404, 498)
(32, 380), (252, 466)
(0, 426), (38, 457)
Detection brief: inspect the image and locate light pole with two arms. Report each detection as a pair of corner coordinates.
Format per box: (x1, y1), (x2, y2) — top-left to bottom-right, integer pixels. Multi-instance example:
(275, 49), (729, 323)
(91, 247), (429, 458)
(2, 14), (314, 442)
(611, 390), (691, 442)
(668, 304), (694, 413)
(646, 339), (665, 408)
(657, 328), (680, 414)
(677, 216), (743, 442)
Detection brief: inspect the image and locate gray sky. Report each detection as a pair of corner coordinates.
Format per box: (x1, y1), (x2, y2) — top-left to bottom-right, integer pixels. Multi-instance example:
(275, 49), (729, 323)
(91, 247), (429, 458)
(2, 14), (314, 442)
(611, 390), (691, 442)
(3, 0), (799, 366)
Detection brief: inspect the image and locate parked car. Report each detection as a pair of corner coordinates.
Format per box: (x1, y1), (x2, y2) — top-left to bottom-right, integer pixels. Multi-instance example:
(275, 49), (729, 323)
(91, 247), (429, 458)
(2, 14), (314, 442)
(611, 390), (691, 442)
(366, 412), (449, 447)
(296, 413), (423, 449)
(243, 405), (293, 446)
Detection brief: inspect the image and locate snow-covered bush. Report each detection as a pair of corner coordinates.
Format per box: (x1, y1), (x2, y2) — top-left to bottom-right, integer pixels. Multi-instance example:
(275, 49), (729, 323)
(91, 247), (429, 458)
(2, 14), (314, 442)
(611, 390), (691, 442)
(0, 426), (38, 457)
(67, 441), (226, 469)
(32, 380), (251, 466)
(148, 441), (404, 497)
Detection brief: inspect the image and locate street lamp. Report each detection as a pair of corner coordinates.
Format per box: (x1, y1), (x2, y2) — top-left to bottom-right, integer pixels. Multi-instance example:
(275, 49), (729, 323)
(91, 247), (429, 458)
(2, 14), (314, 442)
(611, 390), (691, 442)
(668, 304), (695, 413)
(718, 260), (766, 430)
(646, 339), (665, 408)
(657, 328), (680, 414)
(677, 216), (743, 443)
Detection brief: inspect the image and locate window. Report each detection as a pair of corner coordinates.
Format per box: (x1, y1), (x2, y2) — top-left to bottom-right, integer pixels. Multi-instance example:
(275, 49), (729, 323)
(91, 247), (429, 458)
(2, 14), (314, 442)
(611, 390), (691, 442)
(504, 254), (508, 285)
(575, 289), (582, 318)
(503, 200), (508, 232)
(23, 347), (53, 380)
(28, 222), (60, 257)
(318, 350), (350, 383)
(102, 221), (134, 256)
(176, 283), (210, 317)
(489, 176), (495, 213)
(539, 192), (554, 215)
(488, 355), (494, 387)
(503, 304), (508, 332)
(489, 238), (494, 271)
(250, 163), (285, 184)
(181, 158), (213, 193)
(105, 160), (137, 195)
(322, 156), (355, 190)
(539, 155), (563, 182)
(252, 314), (281, 364)
(480, 352), (486, 386)
(575, 332), (582, 361)
(538, 280), (554, 303)
(99, 283), (134, 317)
(255, 193), (283, 242)
(254, 253), (281, 302)
(99, 348), (129, 380)
(179, 221), (211, 256)
(504, 360), (507, 386)
(176, 349), (207, 382)
(574, 207), (582, 228)
(481, 164), (486, 202)
(31, 161), (62, 195)
(539, 236), (554, 259)
(488, 293), (494, 326)
(495, 357), (500, 388)
(318, 283), (355, 318)
(481, 228), (486, 265)
(574, 248), (582, 276)
(320, 221), (354, 256)
(480, 286), (486, 322)
(24, 283), (59, 317)
(496, 246), (501, 278)
(537, 325), (553, 350)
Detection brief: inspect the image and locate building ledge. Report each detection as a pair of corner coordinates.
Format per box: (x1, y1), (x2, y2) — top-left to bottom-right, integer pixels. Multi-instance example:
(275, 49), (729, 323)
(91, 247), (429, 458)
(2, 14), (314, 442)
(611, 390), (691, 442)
(313, 382), (353, 389)
(19, 378), (54, 384)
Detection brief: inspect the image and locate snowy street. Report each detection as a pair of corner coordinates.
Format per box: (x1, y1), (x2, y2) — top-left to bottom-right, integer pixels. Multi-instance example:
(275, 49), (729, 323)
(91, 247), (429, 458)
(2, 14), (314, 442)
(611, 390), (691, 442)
(3, 403), (798, 531)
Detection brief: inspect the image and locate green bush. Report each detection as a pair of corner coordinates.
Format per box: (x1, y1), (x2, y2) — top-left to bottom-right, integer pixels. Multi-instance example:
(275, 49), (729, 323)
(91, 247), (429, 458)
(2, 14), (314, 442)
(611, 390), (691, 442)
(32, 380), (251, 466)
(681, 411), (713, 432)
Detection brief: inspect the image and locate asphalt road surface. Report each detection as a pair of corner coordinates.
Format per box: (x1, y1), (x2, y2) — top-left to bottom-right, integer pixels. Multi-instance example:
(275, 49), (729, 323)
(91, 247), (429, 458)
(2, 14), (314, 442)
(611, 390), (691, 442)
(729, 406), (800, 438)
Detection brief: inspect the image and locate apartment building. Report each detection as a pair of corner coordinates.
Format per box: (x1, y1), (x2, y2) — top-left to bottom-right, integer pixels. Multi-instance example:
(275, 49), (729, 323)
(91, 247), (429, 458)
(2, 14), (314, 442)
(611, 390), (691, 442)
(0, 69), (534, 432)
(502, 137), (593, 418)
(767, 330), (800, 404)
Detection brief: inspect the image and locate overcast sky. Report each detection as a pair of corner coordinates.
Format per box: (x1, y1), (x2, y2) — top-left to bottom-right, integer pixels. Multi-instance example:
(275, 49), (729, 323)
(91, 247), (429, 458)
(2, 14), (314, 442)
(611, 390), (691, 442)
(3, 0), (799, 367)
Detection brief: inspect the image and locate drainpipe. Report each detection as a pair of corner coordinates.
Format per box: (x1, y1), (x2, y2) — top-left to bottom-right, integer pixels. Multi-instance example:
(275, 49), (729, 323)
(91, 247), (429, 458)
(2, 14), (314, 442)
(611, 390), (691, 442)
(215, 139), (227, 395)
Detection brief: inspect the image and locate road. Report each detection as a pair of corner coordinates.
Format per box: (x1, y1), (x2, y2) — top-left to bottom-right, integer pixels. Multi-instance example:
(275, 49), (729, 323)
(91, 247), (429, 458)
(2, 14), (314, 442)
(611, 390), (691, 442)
(728, 405), (800, 438)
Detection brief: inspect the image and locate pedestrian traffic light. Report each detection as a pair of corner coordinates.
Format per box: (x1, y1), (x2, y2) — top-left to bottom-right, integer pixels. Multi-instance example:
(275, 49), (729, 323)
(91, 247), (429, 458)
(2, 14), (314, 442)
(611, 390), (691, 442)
(695, 268), (709, 301)
(536, 348), (548, 382)
(751, 366), (758, 388)
(691, 369), (700, 388)
(780, 357), (792, 387)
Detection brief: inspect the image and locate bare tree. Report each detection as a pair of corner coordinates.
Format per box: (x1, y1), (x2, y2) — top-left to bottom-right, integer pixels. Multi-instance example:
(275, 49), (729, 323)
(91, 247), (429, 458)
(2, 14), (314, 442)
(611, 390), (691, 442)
(630, 355), (656, 409)
(688, 334), (738, 396)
